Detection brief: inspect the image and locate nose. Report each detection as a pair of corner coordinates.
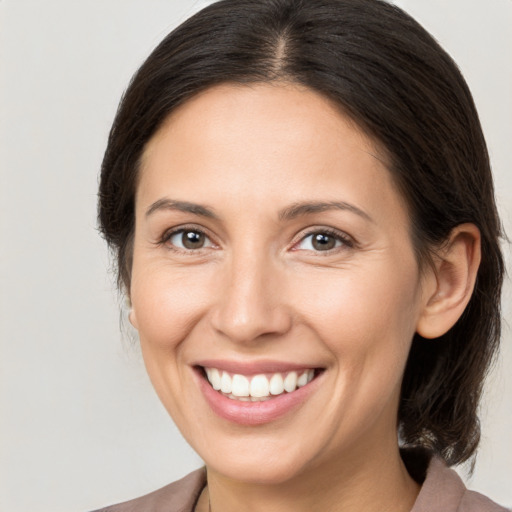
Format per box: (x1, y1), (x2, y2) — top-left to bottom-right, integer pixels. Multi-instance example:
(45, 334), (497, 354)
(210, 252), (292, 345)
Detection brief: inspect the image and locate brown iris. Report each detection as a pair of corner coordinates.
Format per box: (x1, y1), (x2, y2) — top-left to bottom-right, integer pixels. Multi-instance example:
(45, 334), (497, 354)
(311, 233), (336, 251)
(182, 230), (206, 249)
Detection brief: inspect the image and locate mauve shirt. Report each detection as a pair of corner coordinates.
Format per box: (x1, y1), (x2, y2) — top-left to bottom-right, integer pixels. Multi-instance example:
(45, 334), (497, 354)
(92, 450), (509, 512)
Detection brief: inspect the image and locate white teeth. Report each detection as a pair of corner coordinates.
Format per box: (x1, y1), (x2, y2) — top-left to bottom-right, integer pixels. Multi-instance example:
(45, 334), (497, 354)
(220, 371), (232, 394)
(251, 396), (271, 402)
(250, 374), (269, 397)
(204, 367), (316, 399)
(231, 374), (250, 397)
(297, 370), (314, 387)
(225, 394), (271, 402)
(283, 371), (298, 392)
(297, 371), (309, 387)
(269, 373), (284, 395)
(210, 368), (221, 390)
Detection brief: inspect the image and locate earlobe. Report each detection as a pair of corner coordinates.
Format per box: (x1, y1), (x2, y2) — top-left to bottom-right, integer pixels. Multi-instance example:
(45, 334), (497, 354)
(126, 295), (139, 330)
(416, 223), (481, 339)
(128, 308), (139, 330)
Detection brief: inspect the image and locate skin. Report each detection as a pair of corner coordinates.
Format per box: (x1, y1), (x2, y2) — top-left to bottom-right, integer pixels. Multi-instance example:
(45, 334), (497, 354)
(129, 82), (480, 512)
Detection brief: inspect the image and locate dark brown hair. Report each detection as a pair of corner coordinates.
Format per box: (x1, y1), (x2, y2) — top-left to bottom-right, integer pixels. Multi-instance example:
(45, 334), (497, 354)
(98, 0), (504, 466)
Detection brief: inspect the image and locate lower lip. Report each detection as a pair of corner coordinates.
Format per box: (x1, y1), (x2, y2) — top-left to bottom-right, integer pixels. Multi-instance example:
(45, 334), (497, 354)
(195, 369), (323, 426)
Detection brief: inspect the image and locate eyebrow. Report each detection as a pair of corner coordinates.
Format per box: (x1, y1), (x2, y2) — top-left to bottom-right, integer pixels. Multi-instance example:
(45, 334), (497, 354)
(145, 198), (219, 219)
(278, 201), (373, 223)
(145, 198), (372, 223)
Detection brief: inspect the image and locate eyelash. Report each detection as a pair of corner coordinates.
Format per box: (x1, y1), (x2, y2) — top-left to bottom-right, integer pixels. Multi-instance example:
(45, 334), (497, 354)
(292, 227), (354, 253)
(158, 225), (215, 253)
(158, 226), (354, 254)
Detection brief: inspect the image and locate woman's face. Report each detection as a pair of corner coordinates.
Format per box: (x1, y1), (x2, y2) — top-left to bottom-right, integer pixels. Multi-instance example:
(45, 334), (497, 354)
(130, 83), (429, 483)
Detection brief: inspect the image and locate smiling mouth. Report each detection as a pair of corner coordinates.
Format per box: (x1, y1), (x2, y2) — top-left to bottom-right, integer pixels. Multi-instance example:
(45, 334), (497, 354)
(199, 367), (323, 402)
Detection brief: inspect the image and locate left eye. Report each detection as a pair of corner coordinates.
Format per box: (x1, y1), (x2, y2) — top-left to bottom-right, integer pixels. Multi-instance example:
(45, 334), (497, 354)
(167, 229), (214, 250)
(296, 231), (346, 252)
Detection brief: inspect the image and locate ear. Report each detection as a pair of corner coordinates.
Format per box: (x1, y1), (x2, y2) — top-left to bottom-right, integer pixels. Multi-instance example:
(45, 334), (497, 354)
(416, 223), (481, 339)
(128, 308), (139, 330)
(125, 294), (139, 330)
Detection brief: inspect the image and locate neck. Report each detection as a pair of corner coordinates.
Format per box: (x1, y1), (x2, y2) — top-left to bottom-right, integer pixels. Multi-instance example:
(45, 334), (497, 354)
(203, 441), (420, 512)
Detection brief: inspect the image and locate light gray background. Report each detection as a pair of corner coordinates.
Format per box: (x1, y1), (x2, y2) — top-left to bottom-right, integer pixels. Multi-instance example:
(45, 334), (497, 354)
(1, 1), (510, 511)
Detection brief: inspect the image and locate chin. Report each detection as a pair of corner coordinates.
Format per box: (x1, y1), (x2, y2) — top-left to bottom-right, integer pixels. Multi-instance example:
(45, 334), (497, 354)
(206, 454), (308, 485)
(192, 431), (321, 485)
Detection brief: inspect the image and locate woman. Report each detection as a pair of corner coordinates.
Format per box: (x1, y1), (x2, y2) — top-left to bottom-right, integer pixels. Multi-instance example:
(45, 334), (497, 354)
(95, 0), (507, 510)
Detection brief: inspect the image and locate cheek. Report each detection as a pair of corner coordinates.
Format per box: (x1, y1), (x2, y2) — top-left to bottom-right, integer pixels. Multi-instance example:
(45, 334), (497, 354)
(292, 263), (420, 431)
(294, 266), (419, 349)
(129, 264), (216, 421)
(130, 264), (212, 350)
(290, 257), (422, 422)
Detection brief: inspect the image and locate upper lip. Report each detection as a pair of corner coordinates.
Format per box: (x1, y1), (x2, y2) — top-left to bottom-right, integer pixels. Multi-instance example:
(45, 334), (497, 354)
(194, 359), (323, 375)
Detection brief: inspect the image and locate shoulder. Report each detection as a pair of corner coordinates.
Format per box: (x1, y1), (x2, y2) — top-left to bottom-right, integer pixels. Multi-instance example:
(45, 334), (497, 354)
(405, 449), (509, 512)
(459, 490), (511, 512)
(89, 468), (206, 512)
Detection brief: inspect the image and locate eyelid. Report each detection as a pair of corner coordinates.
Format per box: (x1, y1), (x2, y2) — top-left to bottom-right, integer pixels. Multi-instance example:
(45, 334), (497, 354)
(290, 226), (355, 252)
(158, 224), (218, 251)
(156, 223), (355, 254)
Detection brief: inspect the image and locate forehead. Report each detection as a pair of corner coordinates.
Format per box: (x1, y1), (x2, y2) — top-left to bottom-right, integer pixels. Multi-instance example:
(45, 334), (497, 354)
(143, 82), (383, 167)
(137, 82), (406, 225)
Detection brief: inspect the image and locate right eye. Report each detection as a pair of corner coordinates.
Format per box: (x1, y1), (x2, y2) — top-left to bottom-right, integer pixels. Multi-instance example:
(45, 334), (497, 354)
(166, 229), (214, 251)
